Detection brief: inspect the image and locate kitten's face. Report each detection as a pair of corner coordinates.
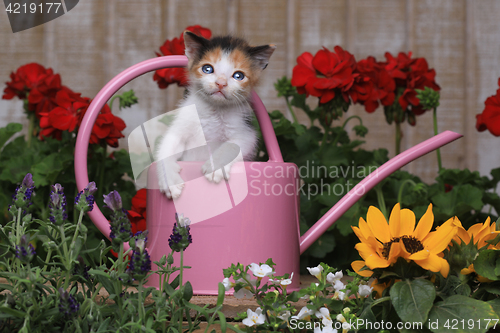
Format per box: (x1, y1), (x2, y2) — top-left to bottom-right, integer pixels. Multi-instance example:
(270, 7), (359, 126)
(184, 33), (275, 107)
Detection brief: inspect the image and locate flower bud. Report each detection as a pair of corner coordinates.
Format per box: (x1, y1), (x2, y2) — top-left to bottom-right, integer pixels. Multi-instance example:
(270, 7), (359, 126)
(168, 213), (192, 252)
(58, 288), (79, 318)
(104, 190), (132, 250)
(9, 173), (35, 215)
(75, 182), (97, 212)
(15, 235), (35, 264)
(48, 184), (67, 225)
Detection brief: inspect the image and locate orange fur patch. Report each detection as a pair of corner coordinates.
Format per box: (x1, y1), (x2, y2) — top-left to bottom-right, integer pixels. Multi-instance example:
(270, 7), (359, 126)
(228, 49), (259, 88)
(190, 47), (223, 78)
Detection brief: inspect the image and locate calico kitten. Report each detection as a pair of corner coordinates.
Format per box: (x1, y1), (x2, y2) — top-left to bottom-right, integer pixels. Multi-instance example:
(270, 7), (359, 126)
(155, 31), (276, 199)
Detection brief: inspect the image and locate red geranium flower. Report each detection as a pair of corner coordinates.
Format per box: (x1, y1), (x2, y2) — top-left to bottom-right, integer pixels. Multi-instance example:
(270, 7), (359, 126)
(384, 51), (440, 116)
(153, 25), (212, 89)
(356, 57), (395, 113)
(476, 78), (500, 136)
(128, 189), (147, 235)
(88, 104), (126, 148)
(39, 88), (89, 140)
(292, 46), (359, 104)
(2, 63), (65, 118)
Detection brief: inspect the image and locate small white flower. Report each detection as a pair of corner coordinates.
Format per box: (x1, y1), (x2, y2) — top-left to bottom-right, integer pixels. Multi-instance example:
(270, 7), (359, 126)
(176, 213), (191, 227)
(249, 263), (274, 278)
(281, 272), (293, 286)
(336, 291), (346, 300)
(326, 271), (343, 283)
(242, 307), (266, 327)
(291, 306), (314, 320)
(233, 274), (256, 299)
(336, 314), (345, 322)
(277, 310), (291, 321)
(270, 272), (294, 286)
(234, 287), (253, 299)
(358, 284), (373, 297)
(307, 264), (323, 279)
(314, 325), (337, 333)
(333, 280), (345, 291)
(315, 307), (333, 327)
(343, 307), (350, 314)
(222, 277), (234, 291)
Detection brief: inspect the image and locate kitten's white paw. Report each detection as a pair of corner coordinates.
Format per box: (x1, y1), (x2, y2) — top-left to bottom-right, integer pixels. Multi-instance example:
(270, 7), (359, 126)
(157, 161), (185, 199)
(202, 161), (231, 183)
(168, 182), (185, 199)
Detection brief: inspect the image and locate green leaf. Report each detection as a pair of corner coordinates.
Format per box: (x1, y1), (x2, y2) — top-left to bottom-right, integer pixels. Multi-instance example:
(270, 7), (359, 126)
(474, 249), (500, 281)
(431, 184), (484, 217)
(218, 311), (227, 333)
(0, 123), (22, 150)
(390, 279), (436, 323)
(217, 282), (225, 306)
(87, 269), (110, 279)
(0, 306), (27, 318)
(183, 281), (193, 301)
(489, 298), (500, 317)
(427, 295), (498, 333)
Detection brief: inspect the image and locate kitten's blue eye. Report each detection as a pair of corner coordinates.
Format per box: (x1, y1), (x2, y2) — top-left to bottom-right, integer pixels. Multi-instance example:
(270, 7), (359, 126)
(202, 65), (214, 74)
(233, 71), (245, 81)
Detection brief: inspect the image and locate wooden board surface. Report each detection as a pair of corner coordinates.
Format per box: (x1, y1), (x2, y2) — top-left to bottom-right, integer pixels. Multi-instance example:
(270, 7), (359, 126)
(1, 0), (500, 183)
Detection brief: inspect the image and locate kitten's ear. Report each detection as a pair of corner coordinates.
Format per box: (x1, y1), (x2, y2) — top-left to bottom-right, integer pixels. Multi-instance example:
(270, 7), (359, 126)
(248, 44), (276, 70)
(183, 31), (209, 59)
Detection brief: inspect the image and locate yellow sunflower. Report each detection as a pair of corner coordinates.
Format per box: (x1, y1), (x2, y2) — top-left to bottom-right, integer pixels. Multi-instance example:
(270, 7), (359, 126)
(351, 203), (459, 278)
(451, 217), (500, 280)
(453, 217), (499, 250)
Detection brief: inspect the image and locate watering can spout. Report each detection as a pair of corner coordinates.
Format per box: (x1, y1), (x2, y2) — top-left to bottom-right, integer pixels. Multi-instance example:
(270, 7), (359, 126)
(299, 130), (463, 254)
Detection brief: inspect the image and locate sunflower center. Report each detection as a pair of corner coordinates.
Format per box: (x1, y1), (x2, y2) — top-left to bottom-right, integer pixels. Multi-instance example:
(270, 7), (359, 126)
(400, 235), (424, 254)
(381, 236), (424, 259)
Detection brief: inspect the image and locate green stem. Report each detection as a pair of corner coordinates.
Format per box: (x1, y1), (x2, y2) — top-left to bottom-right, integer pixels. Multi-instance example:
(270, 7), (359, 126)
(27, 113), (35, 148)
(179, 249), (183, 288)
(284, 96), (299, 124)
(59, 225), (71, 289)
(397, 179), (417, 204)
(375, 185), (387, 219)
(433, 107), (442, 172)
(108, 95), (119, 112)
(138, 281), (145, 324)
(331, 115), (365, 147)
(69, 210), (85, 256)
(341, 115), (363, 130)
(42, 229), (55, 272)
(16, 208), (22, 245)
(370, 296), (391, 308)
(395, 122), (402, 155)
(179, 249), (184, 333)
(319, 127), (330, 154)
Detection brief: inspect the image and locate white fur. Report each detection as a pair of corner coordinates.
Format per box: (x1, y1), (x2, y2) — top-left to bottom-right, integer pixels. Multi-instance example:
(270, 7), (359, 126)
(155, 52), (258, 199)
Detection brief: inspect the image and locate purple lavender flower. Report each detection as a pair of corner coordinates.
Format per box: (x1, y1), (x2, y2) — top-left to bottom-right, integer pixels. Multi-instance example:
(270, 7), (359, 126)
(126, 232), (151, 282)
(8, 173), (35, 216)
(168, 213), (192, 252)
(75, 182), (97, 212)
(104, 190), (132, 250)
(15, 235), (36, 264)
(103, 190), (122, 211)
(48, 184), (67, 225)
(58, 288), (80, 318)
(73, 256), (91, 281)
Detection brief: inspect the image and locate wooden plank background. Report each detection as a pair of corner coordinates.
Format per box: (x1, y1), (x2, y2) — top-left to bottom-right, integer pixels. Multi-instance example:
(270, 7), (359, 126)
(1, 0), (500, 183)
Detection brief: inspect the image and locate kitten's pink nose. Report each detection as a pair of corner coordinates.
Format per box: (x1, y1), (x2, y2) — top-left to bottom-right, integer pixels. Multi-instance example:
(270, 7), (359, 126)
(215, 78), (227, 90)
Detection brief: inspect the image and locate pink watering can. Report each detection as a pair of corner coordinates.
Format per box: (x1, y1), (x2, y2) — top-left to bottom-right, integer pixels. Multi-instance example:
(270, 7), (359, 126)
(75, 55), (462, 294)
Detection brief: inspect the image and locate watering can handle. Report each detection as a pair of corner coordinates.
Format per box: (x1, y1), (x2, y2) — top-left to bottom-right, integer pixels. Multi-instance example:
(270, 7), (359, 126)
(74, 55), (283, 248)
(299, 130), (463, 254)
